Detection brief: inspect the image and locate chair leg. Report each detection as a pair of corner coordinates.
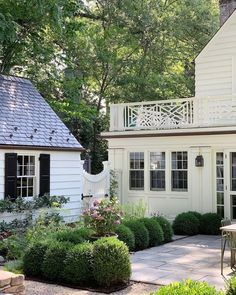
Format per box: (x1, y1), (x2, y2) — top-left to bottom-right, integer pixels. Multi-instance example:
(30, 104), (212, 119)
(231, 249), (236, 268)
(221, 237), (227, 275)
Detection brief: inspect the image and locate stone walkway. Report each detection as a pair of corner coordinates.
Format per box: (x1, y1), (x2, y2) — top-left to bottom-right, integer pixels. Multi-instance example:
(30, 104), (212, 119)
(131, 235), (233, 291)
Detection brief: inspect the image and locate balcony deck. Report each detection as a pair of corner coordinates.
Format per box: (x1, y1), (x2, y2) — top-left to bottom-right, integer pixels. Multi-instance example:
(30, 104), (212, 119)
(109, 96), (236, 132)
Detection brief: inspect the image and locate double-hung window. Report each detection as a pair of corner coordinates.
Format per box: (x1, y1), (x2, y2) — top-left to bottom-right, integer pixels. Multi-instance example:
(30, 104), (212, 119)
(171, 151), (188, 191)
(129, 152), (144, 190)
(150, 152), (165, 191)
(17, 155), (36, 197)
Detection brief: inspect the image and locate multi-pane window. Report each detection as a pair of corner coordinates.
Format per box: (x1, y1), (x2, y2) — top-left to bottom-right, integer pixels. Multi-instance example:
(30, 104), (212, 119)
(150, 152), (165, 191)
(171, 152), (188, 191)
(129, 152), (144, 190)
(17, 155), (35, 197)
(216, 153), (224, 218)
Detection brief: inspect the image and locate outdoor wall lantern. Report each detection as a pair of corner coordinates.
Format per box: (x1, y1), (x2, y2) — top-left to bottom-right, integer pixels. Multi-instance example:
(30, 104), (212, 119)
(195, 155), (204, 167)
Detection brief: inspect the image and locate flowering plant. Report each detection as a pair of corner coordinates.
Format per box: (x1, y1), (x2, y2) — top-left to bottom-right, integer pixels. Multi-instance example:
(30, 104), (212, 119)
(82, 197), (123, 237)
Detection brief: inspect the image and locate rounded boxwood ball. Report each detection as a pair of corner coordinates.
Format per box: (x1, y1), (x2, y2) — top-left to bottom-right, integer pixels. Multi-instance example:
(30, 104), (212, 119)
(200, 213), (221, 235)
(124, 220), (149, 251)
(115, 224), (135, 251)
(63, 242), (94, 285)
(93, 237), (131, 287)
(42, 241), (73, 281)
(139, 218), (164, 247)
(23, 241), (49, 277)
(173, 212), (199, 236)
(152, 216), (173, 242)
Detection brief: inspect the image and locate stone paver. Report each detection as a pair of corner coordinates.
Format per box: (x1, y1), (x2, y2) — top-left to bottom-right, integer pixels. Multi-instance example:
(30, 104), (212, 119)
(131, 235), (232, 290)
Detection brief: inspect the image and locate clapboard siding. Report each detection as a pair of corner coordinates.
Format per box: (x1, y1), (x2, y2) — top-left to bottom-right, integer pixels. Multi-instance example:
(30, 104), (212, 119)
(0, 149), (83, 223)
(195, 11), (236, 97)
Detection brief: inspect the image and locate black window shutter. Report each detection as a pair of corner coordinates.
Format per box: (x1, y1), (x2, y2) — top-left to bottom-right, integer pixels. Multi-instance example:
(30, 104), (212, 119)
(39, 154), (50, 196)
(5, 153), (17, 199)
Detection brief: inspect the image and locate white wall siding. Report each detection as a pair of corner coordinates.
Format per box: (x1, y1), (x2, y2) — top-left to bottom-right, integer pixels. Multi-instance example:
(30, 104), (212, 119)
(0, 149), (83, 223)
(195, 12), (236, 97)
(107, 133), (236, 220)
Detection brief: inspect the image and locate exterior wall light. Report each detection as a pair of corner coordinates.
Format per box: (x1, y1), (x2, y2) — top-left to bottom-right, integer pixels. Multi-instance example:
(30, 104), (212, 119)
(195, 155), (204, 167)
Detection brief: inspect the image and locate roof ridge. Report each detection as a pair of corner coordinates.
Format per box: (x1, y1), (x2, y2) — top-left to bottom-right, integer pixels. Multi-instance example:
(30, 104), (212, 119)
(0, 74), (32, 85)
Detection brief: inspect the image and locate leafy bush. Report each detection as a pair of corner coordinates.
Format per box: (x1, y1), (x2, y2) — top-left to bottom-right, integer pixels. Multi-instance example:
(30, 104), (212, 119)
(124, 220), (149, 250)
(4, 259), (23, 274)
(226, 276), (236, 295)
(63, 242), (94, 285)
(152, 216), (173, 242)
(54, 228), (85, 244)
(151, 280), (222, 295)
(93, 237), (131, 287)
(173, 212), (199, 236)
(42, 241), (73, 281)
(23, 241), (49, 277)
(115, 224), (135, 251)
(0, 234), (27, 260)
(187, 211), (202, 222)
(139, 218), (164, 247)
(200, 213), (221, 235)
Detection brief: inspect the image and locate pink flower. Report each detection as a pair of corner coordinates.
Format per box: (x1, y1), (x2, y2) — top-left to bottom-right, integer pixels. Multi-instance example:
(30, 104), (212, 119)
(93, 199), (100, 207)
(91, 211), (98, 218)
(114, 220), (121, 225)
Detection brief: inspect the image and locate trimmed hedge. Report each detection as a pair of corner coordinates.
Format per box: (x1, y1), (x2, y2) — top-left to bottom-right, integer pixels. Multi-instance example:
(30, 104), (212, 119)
(23, 241), (49, 277)
(42, 241), (73, 281)
(173, 212), (199, 236)
(63, 242), (94, 285)
(124, 220), (149, 250)
(93, 237), (131, 287)
(152, 216), (173, 242)
(151, 280), (222, 295)
(115, 224), (135, 251)
(139, 218), (164, 247)
(200, 213), (221, 235)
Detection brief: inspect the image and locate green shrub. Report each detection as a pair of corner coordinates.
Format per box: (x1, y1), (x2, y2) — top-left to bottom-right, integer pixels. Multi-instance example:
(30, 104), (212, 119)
(63, 242), (94, 285)
(53, 228), (85, 244)
(23, 241), (49, 277)
(173, 212), (199, 236)
(187, 211), (202, 222)
(151, 216), (173, 242)
(75, 227), (95, 240)
(226, 276), (236, 295)
(124, 220), (149, 250)
(0, 234), (27, 260)
(42, 241), (73, 281)
(139, 218), (164, 247)
(151, 280), (222, 295)
(4, 259), (23, 274)
(115, 224), (135, 251)
(93, 237), (131, 287)
(200, 213), (221, 235)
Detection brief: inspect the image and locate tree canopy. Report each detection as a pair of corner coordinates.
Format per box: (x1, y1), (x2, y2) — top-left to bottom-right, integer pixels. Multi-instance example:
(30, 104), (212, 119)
(0, 0), (219, 173)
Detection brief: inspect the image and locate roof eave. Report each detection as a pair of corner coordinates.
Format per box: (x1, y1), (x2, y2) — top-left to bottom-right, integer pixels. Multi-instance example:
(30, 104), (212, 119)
(0, 144), (85, 152)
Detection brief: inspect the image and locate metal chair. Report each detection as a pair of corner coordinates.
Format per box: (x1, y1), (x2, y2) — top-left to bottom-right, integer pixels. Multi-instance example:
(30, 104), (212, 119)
(221, 218), (231, 275)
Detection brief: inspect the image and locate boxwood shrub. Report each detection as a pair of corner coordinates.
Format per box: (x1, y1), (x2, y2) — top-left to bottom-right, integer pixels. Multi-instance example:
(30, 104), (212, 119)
(152, 216), (173, 242)
(151, 280), (222, 295)
(187, 211), (202, 222)
(42, 241), (73, 281)
(63, 242), (94, 285)
(115, 224), (135, 251)
(93, 237), (131, 287)
(124, 220), (149, 250)
(139, 218), (164, 247)
(173, 212), (199, 236)
(23, 241), (49, 277)
(200, 213), (221, 235)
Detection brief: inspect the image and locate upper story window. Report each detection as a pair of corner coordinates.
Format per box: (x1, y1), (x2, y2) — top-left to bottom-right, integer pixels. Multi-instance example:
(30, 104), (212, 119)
(171, 151), (188, 191)
(17, 155), (36, 197)
(129, 152), (144, 190)
(150, 152), (165, 191)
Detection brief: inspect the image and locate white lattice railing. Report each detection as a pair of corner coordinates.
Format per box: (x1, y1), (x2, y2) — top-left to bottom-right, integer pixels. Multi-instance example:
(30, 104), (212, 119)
(109, 96), (236, 131)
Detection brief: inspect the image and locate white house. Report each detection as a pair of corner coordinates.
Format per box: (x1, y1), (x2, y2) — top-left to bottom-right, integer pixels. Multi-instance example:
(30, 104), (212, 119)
(102, 2), (236, 220)
(0, 75), (84, 222)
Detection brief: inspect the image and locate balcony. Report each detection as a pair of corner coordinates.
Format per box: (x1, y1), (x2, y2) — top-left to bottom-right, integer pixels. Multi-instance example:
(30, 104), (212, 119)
(109, 96), (236, 132)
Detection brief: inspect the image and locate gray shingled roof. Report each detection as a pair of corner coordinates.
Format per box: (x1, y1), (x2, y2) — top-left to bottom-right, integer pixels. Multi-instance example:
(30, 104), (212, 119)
(0, 75), (83, 150)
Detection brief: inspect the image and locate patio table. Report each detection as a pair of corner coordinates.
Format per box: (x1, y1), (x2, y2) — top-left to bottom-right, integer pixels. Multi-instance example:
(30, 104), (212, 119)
(220, 224), (236, 275)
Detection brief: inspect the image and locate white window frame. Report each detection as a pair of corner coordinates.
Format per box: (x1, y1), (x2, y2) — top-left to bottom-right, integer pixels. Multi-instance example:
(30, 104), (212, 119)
(171, 151), (188, 192)
(129, 152), (145, 191)
(149, 152), (166, 191)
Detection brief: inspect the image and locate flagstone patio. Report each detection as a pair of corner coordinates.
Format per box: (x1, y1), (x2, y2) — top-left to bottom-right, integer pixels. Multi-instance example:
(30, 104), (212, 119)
(131, 235), (234, 291)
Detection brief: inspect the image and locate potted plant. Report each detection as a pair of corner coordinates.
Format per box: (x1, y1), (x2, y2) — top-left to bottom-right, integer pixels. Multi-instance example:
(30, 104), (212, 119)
(82, 197), (122, 239)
